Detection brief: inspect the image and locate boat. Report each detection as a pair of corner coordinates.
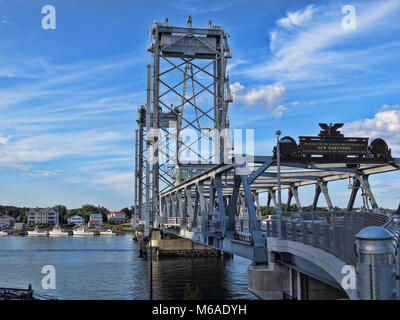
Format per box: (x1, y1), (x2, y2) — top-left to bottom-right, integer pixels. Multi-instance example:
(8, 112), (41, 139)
(73, 227), (94, 236)
(49, 225), (68, 237)
(100, 229), (116, 236)
(0, 231), (7, 236)
(27, 227), (48, 236)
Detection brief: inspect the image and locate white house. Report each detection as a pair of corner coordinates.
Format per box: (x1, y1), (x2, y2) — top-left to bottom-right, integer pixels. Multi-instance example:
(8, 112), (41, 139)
(108, 211), (126, 224)
(67, 215), (84, 226)
(27, 208), (59, 226)
(88, 213), (103, 228)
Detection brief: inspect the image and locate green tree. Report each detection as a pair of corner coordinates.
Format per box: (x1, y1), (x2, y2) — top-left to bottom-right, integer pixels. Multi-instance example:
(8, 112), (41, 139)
(120, 207), (132, 219)
(53, 205), (67, 224)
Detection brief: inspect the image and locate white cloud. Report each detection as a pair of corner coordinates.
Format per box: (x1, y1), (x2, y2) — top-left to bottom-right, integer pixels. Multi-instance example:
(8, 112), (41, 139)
(26, 169), (63, 178)
(271, 105), (288, 118)
(1, 16), (9, 25)
(343, 105), (400, 155)
(0, 129), (130, 166)
(92, 172), (133, 195)
(242, 1), (400, 82)
(277, 4), (316, 29)
(230, 81), (244, 95)
(0, 135), (11, 145)
(231, 81), (287, 117)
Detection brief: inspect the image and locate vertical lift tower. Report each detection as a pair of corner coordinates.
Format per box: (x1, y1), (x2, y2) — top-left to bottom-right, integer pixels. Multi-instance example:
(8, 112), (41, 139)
(134, 17), (233, 236)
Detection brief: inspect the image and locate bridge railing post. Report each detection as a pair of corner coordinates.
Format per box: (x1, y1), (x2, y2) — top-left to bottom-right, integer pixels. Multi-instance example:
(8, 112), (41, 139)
(355, 226), (397, 300)
(391, 214), (400, 300)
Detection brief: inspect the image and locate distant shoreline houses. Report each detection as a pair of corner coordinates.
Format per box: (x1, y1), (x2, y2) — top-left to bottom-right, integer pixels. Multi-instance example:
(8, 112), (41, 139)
(108, 211), (126, 224)
(27, 207), (59, 226)
(88, 213), (103, 228)
(67, 215), (84, 226)
(0, 215), (14, 230)
(0, 207), (129, 230)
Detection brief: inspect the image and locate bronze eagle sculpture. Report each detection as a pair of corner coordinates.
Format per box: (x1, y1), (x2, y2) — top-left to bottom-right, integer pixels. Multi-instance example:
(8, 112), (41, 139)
(318, 123), (344, 137)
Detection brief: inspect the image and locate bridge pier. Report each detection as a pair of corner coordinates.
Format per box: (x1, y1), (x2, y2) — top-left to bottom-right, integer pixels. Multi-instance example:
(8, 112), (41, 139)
(248, 262), (348, 300)
(248, 263), (289, 300)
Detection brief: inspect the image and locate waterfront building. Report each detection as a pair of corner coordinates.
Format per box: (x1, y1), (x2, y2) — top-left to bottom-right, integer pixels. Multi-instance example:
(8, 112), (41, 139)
(88, 213), (103, 228)
(67, 215), (84, 226)
(107, 211), (126, 224)
(0, 215), (14, 229)
(13, 223), (26, 231)
(27, 208), (59, 226)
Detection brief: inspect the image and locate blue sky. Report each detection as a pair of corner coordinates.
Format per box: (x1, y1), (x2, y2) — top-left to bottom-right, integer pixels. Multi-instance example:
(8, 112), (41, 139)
(1, 0), (400, 210)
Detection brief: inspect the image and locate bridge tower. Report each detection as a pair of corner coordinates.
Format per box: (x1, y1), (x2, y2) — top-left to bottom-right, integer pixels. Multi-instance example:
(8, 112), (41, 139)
(135, 17), (233, 236)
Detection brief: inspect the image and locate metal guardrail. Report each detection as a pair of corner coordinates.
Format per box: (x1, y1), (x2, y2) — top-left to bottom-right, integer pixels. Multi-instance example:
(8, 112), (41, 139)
(160, 211), (392, 266)
(266, 211), (391, 266)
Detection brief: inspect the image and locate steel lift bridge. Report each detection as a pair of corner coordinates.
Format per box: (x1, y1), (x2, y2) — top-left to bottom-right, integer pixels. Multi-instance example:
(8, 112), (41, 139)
(134, 18), (400, 299)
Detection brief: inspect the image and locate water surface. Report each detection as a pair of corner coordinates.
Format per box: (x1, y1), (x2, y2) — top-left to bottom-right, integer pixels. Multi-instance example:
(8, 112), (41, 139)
(0, 235), (255, 300)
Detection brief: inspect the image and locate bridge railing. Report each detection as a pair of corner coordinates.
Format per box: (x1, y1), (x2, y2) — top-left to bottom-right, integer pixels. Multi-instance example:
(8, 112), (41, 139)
(266, 211), (391, 266)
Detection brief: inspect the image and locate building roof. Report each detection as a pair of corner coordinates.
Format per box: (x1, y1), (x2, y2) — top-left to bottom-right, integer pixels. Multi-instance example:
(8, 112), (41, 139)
(111, 212), (126, 216)
(28, 207), (57, 214)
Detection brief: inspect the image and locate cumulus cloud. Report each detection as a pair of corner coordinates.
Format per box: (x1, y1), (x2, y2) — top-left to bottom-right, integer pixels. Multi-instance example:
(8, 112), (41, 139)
(230, 81), (287, 117)
(343, 105), (400, 154)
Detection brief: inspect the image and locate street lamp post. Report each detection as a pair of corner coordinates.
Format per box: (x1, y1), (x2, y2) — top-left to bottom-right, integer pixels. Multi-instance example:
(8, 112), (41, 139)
(276, 130), (283, 239)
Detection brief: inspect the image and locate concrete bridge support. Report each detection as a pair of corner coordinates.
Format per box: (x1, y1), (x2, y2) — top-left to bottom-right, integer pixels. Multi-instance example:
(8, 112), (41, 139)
(247, 263), (290, 300)
(248, 262), (348, 300)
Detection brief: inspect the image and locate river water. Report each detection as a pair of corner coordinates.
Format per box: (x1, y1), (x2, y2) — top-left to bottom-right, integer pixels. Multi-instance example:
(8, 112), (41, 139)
(0, 235), (256, 300)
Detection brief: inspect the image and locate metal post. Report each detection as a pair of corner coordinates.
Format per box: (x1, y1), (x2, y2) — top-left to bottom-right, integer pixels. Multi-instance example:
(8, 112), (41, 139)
(276, 130), (283, 239)
(289, 267), (293, 298)
(355, 226), (397, 300)
(297, 271), (302, 300)
(145, 65), (151, 237)
(391, 214), (400, 300)
(134, 129), (138, 227)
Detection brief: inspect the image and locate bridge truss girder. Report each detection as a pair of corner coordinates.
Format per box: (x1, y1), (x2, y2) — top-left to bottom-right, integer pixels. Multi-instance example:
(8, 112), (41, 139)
(141, 19), (232, 236)
(157, 156), (400, 263)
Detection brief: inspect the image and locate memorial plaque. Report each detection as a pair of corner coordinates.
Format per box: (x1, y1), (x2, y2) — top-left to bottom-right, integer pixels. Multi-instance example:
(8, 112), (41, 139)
(273, 123), (392, 162)
(299, 137), (368, 156)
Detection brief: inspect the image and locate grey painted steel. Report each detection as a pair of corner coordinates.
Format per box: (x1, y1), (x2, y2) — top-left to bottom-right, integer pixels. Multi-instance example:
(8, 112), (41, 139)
(133, 20), (400, 299)
(267, 211), (391, 266)
(355, 226), (397, 300)
(145, 64), (152, 236)
(276, 132), (283, 239)
(391, 214), (400, 299)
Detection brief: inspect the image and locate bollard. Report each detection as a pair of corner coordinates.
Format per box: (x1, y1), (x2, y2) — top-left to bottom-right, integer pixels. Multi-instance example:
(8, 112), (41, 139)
(355, 226), (397, 300)
(391, 214), (400, 299)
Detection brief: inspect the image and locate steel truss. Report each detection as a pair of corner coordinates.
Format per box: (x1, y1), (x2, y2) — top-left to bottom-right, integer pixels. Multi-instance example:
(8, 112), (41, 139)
(157, 156), (400, 263)
(135, 18), (232, 235)
(134, 19), (400, 265)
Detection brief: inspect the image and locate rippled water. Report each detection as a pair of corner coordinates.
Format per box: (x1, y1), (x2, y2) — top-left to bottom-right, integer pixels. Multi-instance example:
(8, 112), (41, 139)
(0, 235), (255, 300)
